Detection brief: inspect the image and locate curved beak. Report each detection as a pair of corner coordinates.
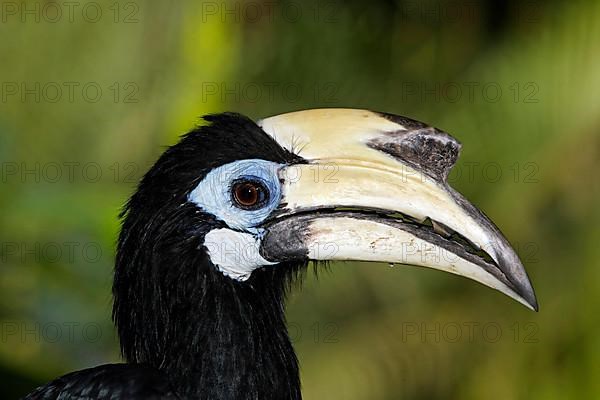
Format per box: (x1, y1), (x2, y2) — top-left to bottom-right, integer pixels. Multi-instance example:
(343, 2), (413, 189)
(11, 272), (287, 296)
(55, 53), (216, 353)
(257, 109), (538, 311)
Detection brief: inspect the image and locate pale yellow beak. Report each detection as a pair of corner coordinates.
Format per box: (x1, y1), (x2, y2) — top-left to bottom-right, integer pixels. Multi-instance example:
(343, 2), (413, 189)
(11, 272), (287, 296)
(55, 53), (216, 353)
(258, 109), (538, 311)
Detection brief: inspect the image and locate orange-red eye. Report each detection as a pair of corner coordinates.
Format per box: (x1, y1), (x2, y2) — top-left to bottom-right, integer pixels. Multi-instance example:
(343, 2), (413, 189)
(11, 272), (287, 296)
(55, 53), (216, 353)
(231, 180), (267, 209)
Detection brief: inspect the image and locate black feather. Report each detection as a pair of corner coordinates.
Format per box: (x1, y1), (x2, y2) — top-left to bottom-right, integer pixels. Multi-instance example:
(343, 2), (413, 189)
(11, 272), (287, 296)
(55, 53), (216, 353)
(23, 113), (309, 400)
(23, 364), (178, 399)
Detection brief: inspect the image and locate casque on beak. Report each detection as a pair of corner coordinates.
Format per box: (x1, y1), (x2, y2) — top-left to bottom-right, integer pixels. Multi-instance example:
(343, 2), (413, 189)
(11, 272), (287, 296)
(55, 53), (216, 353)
(257, 109), (538, 311)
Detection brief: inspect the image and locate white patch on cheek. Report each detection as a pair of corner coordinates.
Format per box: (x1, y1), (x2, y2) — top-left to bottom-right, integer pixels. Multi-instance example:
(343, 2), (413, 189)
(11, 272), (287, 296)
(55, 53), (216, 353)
(203, 228), (276, 281)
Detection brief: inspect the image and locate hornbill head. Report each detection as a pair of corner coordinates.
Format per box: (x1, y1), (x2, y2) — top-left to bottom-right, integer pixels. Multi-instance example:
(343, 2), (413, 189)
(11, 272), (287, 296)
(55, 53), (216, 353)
(113, 109), (537, 398)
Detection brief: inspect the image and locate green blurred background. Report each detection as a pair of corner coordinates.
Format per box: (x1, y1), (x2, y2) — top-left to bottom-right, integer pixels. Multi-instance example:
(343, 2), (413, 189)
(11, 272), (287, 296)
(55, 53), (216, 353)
(1, 0), (599, 398)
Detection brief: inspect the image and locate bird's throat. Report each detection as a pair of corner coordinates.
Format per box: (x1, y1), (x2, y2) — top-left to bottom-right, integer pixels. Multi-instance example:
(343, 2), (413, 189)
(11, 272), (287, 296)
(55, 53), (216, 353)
(115, 257), (303, 400)
(170, 279), (300, 399)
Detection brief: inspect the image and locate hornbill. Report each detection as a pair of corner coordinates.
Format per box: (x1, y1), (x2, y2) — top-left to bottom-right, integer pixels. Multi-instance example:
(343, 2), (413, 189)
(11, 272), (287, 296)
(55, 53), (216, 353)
(24, 109), (537, 400)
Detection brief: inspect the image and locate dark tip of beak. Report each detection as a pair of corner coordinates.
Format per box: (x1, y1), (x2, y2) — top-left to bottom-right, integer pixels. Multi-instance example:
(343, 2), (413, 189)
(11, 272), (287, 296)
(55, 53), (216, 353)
(516, 279), (539, 312)
(497, 252), (539, 312)
(531, 298), (540, 312)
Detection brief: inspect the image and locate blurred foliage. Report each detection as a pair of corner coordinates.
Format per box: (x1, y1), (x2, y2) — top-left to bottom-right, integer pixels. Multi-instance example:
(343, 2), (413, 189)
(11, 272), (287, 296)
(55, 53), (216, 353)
(0, 0), (599, 398)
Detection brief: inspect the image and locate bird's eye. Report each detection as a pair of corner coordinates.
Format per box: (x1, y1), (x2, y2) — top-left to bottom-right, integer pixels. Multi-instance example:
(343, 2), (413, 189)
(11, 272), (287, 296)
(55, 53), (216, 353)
(231, 179), (269, 210)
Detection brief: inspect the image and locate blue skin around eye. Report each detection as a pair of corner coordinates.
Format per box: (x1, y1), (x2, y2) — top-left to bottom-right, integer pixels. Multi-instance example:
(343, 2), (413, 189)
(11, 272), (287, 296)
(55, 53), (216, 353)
(188, 159), (283, 231)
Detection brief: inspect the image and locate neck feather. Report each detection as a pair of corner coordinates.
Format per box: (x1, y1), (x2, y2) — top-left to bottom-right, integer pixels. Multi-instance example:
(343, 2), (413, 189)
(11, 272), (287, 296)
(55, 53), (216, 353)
(114, 231), (303, 399)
